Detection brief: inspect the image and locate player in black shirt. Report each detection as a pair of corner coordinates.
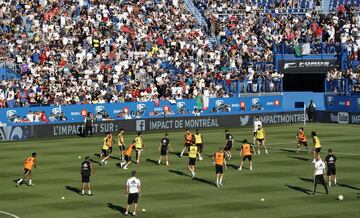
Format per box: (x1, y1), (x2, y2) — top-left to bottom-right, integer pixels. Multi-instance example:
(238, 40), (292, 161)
(158, 133), (172, 166)
(80, 156), (94, 195)
(224, 129), (234, 161)
(325, 148), (337, 186)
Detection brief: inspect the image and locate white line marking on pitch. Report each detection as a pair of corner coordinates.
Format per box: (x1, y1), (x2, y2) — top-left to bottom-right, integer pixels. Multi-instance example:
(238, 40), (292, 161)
(0, 211), (20, 218)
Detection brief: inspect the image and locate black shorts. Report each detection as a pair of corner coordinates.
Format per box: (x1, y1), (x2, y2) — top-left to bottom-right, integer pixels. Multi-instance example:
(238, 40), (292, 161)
(184, 142), (191, 147)
(119, 144), (125, 151)
(81, 173), (90, 183)
(160, 149), (168, 156)
(215, 164), (223, 174)
(298, 141), (308, 147)
(243, 155), (252, 161)
(24, 168), (31, 176)
(128, 193), (139, 204)
(188, 157), (196, 166)
(327, 167), (336, 176)
(124, 155), (131, 162)
(196, 144), (203, 153)
(314, 147), (321, 153)
(257, 138), (264, 143)
(109, 147), (113, 154)
(224, 144), (232, 151)
(102, 149), (109, 157)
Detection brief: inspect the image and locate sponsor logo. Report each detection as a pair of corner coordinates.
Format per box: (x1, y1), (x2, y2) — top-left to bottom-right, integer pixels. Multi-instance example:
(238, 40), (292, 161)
(148, 118), (219, 130)
(274, 100), (280, 106)
(136, 104), (146, 116)
(52, 107), (61, 114)
(258, 113), (305, 124)
(136, 120), (146, 131)
(345, 100), (350, 108)
(0, 126), (25, 141)
(240, 101), (246, 108)
(95, 106), (105, 113)
(352, 114), (360, 124)
(163, 105), (170, 112)
(6, 110), (17, 118)
(81, 109), (87, 116)
(123, 107), (129, 113)
(251, 98), (264, 111)
(240, 115), (249, 126)
(337, 112), (349, 124)
(284, 61), (330, 69)
(327, 96), (334, 106)
(177, 102), (186, 114)
(357, 98), (360, 109)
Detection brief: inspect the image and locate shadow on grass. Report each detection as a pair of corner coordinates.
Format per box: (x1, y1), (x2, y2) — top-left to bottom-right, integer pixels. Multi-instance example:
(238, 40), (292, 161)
(279, 148), (297, 153)
(168, 169), (191, 178)
(337, 183), (360, 191)
(288, 156), (310, 162)
(146, 159), (159, 165)
(193, 177), (217, 187)
(169, 151), (182, 157)
(108, 203), (126, 215)
(299, 177), (313, 183)
(65, 185), (81, 195)
(110, 156), (121, 161)
(227, 164), (238, 170)
(93, 153), (100, 157)
(89, 158), (99, 164)
(285, 185), (312, 195)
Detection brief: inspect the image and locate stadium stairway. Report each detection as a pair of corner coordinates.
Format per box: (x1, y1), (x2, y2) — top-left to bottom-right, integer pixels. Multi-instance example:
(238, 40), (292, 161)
(183, 0), (208, 30)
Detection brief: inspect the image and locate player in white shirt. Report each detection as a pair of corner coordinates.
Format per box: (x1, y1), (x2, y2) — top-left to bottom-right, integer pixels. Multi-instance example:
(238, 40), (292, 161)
(125, 171), (141, 216)
(311, 154), (328, 195)
(253, 116), (262, 146)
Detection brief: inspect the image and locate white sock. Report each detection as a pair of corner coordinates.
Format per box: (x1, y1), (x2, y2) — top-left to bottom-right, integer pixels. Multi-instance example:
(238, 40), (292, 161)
(329, 181), (331, 186)
(166, 161), (169, 166)
(29, 179), (32, 185)
(133, 212), (136, 216)
(216, 178), (219, 184)
(180, 152), (183, 156)
(219, 178), (223, 184)
(18, 179), (23, 183)
(250, 166), (253, 170)
(334, 179), (337, 184)
(88, 190), (91, 195)
(158, 159), (161, 164)
(82, 190), (85, 194)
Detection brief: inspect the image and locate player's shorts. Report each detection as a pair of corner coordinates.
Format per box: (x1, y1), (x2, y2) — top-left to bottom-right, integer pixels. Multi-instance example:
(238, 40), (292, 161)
(298, 141), (308, 147)
(188, 157), (196, 166)
(160, 149), (168, 156)
(196, 143), (203, 153)
(256, 138), (264, 143)
(314, 147), (321, 153)
(184, 142), (191, 147)
(24, 168), (31, 176)
(128, 193), (139, 204)
(243, 155), (252, 161)
(102, 149), (110, 157)
(119, 144), (125, 150)
(215, 164), (223, 174)
(124, 155), (131, 162)
(224, 144), (232, 151)
(327, 167), (336, 176)
(81, 173), (90, 183)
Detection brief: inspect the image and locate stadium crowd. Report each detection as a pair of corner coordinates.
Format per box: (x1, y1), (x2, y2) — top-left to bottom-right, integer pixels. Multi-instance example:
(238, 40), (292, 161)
(0, 0), (359, 108)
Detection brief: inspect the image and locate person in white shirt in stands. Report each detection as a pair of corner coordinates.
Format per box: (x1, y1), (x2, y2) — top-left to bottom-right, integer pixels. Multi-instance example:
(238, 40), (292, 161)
(253, 116), (262, 146)
(311, 154), (329, 195)
(125, 170), (141, 216)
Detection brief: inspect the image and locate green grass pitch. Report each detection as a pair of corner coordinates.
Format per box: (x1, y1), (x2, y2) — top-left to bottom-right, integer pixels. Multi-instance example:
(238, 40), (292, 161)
(0, 123), (359, 218)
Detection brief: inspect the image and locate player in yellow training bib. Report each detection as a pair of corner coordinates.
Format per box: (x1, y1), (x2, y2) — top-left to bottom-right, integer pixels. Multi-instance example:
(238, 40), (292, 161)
(188, 144), (198, 179)
(311, 131), (322, 163)
(255, 125), (268, 155)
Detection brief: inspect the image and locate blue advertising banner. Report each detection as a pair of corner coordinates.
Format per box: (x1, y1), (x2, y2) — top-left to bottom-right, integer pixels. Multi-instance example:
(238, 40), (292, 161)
(0, 96), (283, 125)
(324, 95), (360, 112)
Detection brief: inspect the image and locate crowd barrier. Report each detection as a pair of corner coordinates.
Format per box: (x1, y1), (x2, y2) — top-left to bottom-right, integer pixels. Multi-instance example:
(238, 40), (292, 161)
(1, 96), (283, 125)
(0, 110), (307, 141)
(324, 94), (360, 112)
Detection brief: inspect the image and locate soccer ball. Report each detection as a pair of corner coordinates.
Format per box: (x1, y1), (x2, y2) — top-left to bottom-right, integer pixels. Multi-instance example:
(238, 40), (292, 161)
(337, 195), (344, 201)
